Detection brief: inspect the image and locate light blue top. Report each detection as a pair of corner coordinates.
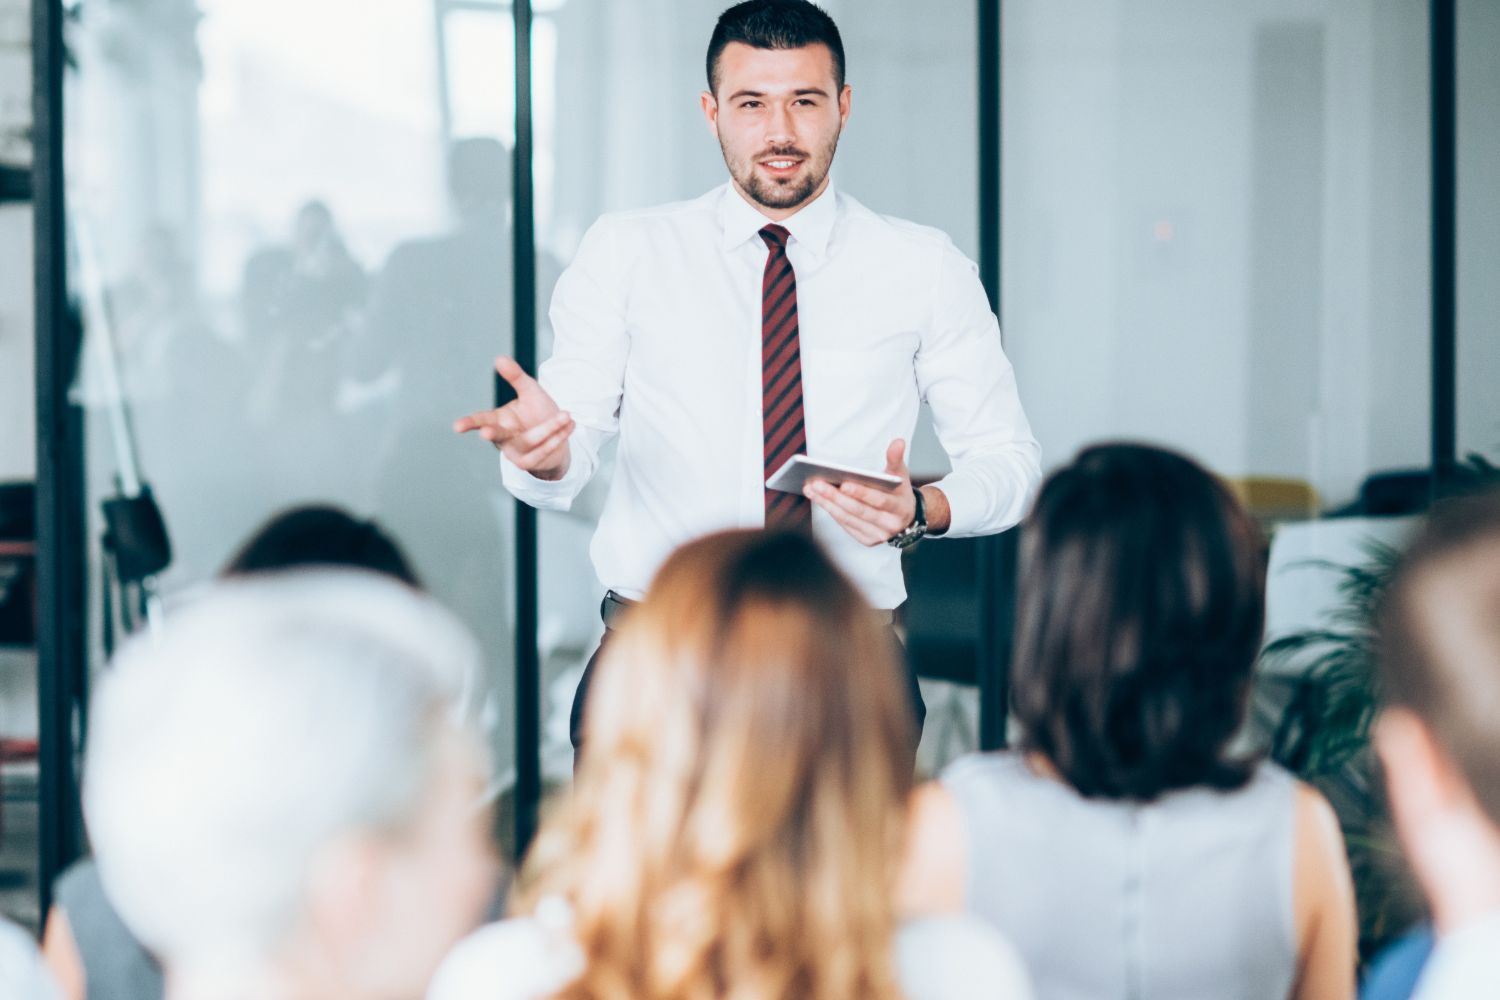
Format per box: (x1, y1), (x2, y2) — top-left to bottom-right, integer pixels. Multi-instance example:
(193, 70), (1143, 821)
(943, 752), (1298, 1000)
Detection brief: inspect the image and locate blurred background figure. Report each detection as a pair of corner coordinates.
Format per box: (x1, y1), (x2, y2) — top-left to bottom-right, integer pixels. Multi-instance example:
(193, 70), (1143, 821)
(1374, 488), (1500, 1000)
(362, 137), (517, 407)
(430, 529), (1032, 1000)
(359, 137), (560, 727)
(241, 199), (368, 422)
(76, 569), (498, 1000)
(902, 443), (1357, 1000)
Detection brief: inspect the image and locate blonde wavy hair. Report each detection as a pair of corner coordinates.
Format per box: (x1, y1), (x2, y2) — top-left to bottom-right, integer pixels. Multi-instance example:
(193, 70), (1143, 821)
(518, 529), (915, 1000)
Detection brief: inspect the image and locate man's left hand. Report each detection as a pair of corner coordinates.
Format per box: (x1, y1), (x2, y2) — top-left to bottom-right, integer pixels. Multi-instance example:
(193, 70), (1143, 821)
(804, 439), (918, 547)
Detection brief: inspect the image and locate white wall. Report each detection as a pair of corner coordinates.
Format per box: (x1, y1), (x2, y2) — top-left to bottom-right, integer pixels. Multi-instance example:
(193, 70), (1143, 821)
(1002, 0), (1434, 506)
(830, 0), (979, 261)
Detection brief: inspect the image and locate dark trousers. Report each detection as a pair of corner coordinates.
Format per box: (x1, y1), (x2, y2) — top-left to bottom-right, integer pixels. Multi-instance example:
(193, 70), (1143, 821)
(569, 612), (927, 757)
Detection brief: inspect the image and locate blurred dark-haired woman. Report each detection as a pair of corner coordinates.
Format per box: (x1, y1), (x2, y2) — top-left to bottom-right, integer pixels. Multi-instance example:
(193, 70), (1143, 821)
(901, 443), (1356, 1000)
(220, 503), (420, 584)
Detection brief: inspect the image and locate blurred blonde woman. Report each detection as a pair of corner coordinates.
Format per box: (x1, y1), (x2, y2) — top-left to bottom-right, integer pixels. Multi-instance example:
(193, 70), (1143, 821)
(430, 529), (1031, 1000)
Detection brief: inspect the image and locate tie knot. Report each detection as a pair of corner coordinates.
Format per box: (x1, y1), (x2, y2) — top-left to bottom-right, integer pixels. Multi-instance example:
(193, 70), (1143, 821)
(760, 224), (791, 252)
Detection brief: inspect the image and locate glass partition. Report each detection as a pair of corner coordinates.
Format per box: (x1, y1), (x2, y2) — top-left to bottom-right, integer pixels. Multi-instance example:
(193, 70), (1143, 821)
(999, 1), (1436, 801)
(1457, 0), (1500, 469)
(1003, 0), (1431, 500)
(63, 0), (517, 833)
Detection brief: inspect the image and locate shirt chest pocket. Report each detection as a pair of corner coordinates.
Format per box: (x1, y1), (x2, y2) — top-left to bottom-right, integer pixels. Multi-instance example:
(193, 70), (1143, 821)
(623, 280), (750, 405)
(798, 330), (921, 462)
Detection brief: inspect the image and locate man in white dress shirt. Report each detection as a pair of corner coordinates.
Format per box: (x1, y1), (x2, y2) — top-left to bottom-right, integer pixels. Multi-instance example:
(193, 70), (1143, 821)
(1376, 488), (1500, 999)
(456, 0), (1040, 752)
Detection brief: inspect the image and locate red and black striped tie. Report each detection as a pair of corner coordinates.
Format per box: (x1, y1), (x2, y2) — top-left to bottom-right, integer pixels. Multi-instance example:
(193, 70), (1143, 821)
(760, 224), (812, 531)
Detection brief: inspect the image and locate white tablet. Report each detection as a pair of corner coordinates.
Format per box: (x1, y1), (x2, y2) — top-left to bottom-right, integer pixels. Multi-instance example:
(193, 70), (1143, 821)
(765, 454), (904, 495)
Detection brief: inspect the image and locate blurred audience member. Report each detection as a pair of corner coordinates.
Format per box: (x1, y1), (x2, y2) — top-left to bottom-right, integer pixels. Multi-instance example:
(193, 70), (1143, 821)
(1374, 488), (1500, 999)
(430, 530), (1031, 1000)
(902, 443), (1357, 1000)
(221, 503), (420, 584)
(81, 572), (499, 1000)
(43, 504), (422, 1000)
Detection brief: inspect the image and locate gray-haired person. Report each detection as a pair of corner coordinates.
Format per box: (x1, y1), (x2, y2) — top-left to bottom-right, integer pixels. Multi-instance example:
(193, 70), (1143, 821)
(81, 572), (499, 1000)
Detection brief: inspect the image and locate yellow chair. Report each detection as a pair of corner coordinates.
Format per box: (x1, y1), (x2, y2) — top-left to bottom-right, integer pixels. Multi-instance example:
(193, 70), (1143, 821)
(1223, 476), (1320, 525)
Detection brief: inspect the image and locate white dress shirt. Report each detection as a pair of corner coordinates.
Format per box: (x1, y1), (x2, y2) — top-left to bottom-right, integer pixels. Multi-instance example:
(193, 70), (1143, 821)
(501, 183), (1040, 610)
(1412, 911), (1500, 1000)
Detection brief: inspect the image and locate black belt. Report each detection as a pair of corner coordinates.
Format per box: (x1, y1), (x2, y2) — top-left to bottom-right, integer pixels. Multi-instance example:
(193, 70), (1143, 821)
(600, 589), (637, 629)
(600, 589), (894, 629)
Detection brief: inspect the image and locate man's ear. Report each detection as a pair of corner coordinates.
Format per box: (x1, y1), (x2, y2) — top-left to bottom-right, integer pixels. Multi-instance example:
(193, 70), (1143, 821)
(1378, 708), (1465, 840)
(838, 84), (852, 127)
(701, 91), (720, 137)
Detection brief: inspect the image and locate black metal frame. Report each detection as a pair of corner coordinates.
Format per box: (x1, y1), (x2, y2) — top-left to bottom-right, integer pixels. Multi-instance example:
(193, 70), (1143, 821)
(510, 0), (542, 859)
(28, 0), (1472, 889)
(33, 0), (87, 916)
(1430, 0), (1457, 497)
(974, 0), (1009, 752)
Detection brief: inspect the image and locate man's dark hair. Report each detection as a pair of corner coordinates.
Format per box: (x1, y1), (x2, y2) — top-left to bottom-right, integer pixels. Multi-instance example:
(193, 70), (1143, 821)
(706, 0), (845, 95)
(1379, 487), (1500, 826)
(222, 504), (421, 587)
(1010, 443), (1266, 801)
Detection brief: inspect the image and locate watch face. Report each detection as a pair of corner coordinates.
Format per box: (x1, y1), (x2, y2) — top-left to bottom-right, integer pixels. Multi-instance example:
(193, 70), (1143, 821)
(890, 523), (926, 549)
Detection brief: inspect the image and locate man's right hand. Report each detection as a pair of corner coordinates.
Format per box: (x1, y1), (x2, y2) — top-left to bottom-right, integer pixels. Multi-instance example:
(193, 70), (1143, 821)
(453, 356), (575, 481)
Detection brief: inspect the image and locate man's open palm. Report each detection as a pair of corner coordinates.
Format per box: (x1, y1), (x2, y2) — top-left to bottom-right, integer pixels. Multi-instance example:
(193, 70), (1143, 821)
(453, 357), (574, 481)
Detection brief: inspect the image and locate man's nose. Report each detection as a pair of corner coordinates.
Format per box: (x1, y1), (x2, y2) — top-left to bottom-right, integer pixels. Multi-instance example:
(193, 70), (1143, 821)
(766, 104), (794, 144)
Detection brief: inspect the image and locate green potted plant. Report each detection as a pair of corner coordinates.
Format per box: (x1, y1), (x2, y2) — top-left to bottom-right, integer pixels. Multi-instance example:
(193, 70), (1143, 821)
(1249, 455), (1500, 962)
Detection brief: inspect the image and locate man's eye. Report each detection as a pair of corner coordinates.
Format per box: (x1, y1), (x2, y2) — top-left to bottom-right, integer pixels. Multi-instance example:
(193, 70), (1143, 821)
(795, 99), (817, 106)
(740, 101), (763, 109)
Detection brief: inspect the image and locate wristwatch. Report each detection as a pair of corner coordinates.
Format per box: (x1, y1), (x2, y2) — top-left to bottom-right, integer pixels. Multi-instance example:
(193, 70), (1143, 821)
(887, 486), (928, 549)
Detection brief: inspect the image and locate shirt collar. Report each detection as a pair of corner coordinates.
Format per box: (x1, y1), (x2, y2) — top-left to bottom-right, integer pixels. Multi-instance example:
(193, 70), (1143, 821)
(718, 180), (837, 259)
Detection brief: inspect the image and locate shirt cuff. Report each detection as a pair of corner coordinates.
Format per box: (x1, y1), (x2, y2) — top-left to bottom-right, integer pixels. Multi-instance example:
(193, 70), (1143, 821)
(930, 472), (987, 538)
(499, 443), (590, 511)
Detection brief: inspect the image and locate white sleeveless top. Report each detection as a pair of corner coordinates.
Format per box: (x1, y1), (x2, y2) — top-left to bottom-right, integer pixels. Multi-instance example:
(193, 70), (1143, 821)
(942, 753), (1298, 1000)
(428, 897), (1033, 1000)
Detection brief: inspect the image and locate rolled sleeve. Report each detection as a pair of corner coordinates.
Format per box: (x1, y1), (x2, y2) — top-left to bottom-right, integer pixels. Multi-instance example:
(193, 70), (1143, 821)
(920, 242), (1042, 538)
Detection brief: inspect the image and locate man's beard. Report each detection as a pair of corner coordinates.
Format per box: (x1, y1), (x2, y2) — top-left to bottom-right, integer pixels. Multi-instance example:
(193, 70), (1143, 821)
(725, 136), (839, 211)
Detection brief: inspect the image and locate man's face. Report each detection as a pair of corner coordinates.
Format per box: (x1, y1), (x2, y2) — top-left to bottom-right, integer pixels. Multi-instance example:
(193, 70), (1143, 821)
(702, 42), (851, 219)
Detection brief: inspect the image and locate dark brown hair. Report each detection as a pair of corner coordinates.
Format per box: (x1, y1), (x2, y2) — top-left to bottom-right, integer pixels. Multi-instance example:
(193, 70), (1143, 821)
(222, 504), (420, 587)
(1379, 487), (1500, 826)
(1011, 443), (1266, 800)
(707, 0), (845, 95)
